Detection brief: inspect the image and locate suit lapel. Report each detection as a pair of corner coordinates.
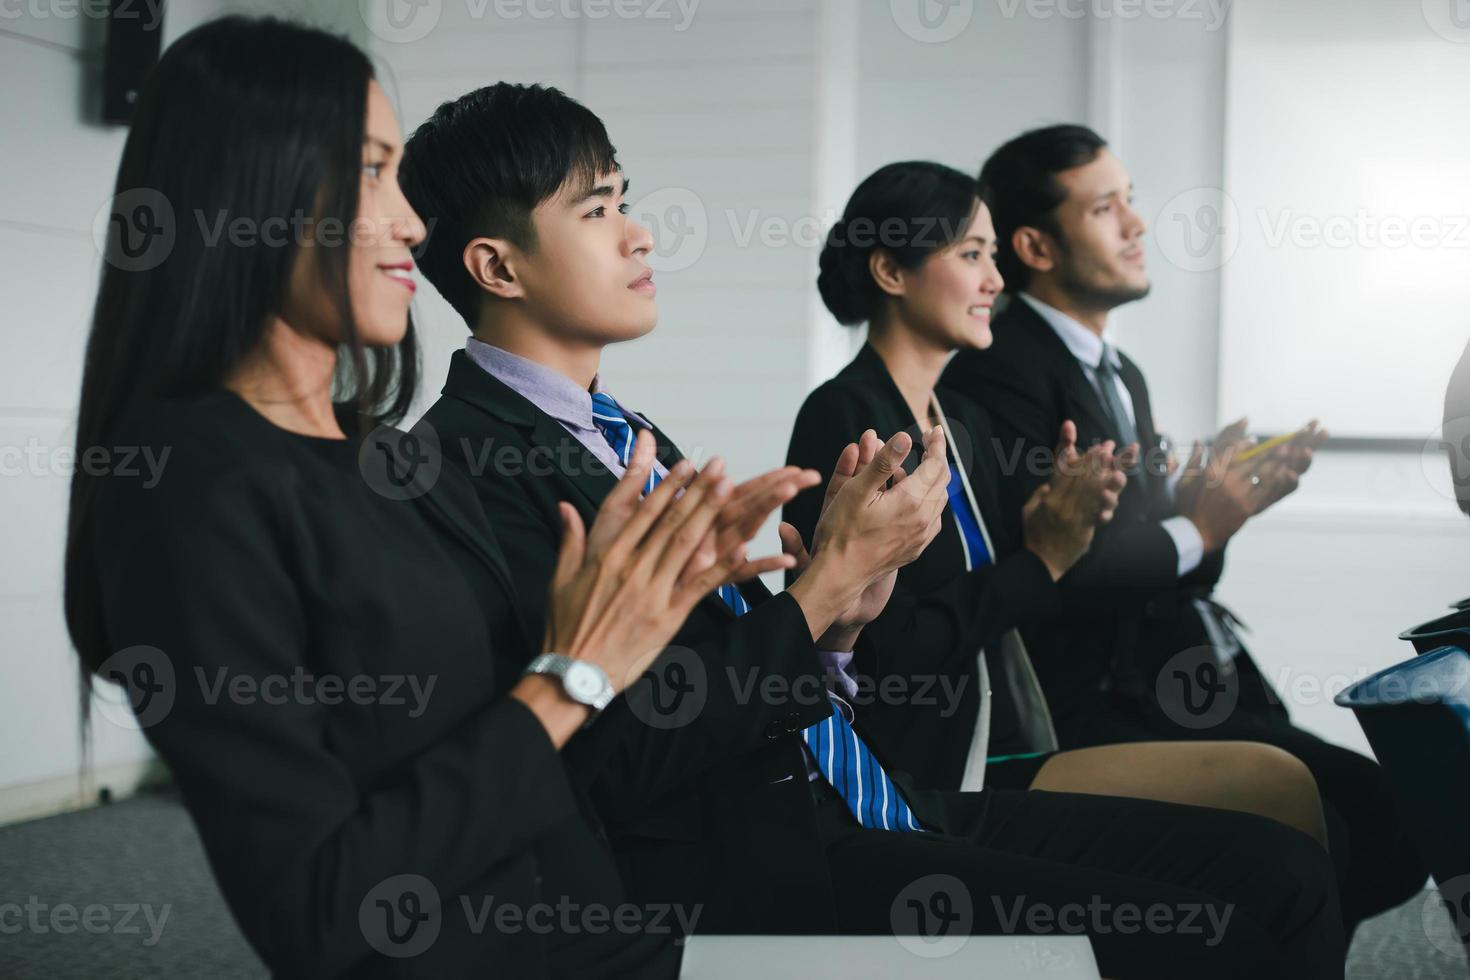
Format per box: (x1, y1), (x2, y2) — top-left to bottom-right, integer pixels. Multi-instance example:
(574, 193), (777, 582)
(1117, 355), (1157, 449)
(372, 420), (526, 640)
(842, 345), (920, 469)
(1056, 359), (1119, 445)
(843, 344), (979, 575)
(650, 422), (685, 471)
(442, 349), (622, 515)
(417, 477), (519, 618)
(524, 411), (752, 620)
(1010, 311), (1164, 511)
(1116, 355), (1169, 504)
(844, 344), (910, 415)
(529, 411), (622, 515)
(441, 351), (762, 622)
(1008, 299), (1119, 443)
(636, 419), (767, 621)
(847, 346), (994, 566)
(963, 420), (1015, 554)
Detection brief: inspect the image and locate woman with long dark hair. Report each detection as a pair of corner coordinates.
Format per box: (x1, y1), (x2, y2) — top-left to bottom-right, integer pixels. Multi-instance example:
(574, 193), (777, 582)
(65, 16), (803, 977)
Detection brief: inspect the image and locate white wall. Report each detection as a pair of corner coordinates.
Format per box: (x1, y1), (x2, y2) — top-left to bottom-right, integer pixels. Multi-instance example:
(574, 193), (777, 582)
(1219, 0), (1470, 439)
(1, 6), (153, 823)
(855, 2), (1089, 175)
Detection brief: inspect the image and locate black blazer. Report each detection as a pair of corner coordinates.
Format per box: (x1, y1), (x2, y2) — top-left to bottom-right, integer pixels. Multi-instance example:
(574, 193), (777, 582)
(87, 392), (675, 979)
(782, 343), (1060, 788)
(942, 296), (1233, 727)
(421, 350), (981, 933)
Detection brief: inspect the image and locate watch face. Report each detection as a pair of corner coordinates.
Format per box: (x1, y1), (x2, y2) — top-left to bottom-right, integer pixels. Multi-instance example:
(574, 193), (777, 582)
(563, 661), (606, 703)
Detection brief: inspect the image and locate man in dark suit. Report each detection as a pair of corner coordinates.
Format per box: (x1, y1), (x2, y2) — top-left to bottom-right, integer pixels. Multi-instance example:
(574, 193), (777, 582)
(942, 123), (1427, 932)
(396, 85), (1350, 977)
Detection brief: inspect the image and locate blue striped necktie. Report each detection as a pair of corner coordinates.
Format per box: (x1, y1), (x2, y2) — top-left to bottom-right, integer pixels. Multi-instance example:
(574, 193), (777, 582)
(589, 390), (924, 833)
(802, 696), (926, 832)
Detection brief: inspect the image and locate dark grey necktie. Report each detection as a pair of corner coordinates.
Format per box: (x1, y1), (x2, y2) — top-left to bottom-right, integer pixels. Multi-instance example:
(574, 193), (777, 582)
(1093, 349), (1139, 447)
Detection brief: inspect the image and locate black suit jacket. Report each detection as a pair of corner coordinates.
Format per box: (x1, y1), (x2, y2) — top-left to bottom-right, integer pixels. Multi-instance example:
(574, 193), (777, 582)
(782, 343), (1060, 787)
(422, 350), (979, 933)
(941, 296), (1235, 730)
(90, 392), (675, 978)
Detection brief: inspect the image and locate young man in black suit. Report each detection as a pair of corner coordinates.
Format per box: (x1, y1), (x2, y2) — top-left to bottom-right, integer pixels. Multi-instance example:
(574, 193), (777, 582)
(941, 124), (1427, 933)
(398, 85), (1348, 977)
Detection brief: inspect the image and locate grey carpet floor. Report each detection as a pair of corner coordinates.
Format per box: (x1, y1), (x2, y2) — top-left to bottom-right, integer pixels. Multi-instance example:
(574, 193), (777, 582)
(0, 790), (1465, 978)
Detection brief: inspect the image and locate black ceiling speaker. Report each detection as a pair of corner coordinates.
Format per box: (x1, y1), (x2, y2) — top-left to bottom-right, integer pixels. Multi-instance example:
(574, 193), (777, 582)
(101, 0), (165, 125)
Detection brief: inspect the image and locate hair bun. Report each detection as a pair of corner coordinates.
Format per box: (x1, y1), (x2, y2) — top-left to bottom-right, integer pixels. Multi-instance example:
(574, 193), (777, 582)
(817, 217), (866, 326)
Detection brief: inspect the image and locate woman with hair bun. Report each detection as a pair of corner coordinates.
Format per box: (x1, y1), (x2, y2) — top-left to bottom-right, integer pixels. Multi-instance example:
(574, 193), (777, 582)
(784, 162), (1337, 845)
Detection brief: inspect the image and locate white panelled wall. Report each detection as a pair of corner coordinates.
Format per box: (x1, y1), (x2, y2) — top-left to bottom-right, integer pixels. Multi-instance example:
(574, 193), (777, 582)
(0, 13), (123, 823)
(0, 7), (175, 824)
(4, 0), (1465, 821)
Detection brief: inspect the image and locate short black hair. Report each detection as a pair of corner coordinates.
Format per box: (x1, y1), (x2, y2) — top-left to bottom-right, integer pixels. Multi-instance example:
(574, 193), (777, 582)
(817, 161), (980, 326)
(398, 83), (619, 327)
(979, 124), (1108, 290)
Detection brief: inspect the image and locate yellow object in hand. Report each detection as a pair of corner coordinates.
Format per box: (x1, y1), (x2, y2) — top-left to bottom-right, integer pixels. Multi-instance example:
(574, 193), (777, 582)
(1236, 431), (1298, 462)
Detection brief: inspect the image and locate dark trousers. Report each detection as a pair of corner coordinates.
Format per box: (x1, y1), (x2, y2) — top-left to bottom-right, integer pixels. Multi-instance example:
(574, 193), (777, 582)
(1059, 668), (1429, 936)
(817, 782), (1345, 979)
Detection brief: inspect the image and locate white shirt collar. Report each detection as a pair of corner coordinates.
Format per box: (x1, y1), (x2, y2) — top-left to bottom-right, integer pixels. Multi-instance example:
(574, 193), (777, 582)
(1018, 292), (1120, 372)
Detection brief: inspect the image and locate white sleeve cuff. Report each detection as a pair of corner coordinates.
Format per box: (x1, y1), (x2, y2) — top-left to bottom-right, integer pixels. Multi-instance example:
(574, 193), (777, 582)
(1166, 464), (1185, 502)
(1161, 515), (1205, 578)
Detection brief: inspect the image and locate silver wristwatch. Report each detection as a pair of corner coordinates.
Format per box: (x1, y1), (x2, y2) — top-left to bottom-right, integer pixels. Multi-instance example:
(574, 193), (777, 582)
(523, 654), (614, 723)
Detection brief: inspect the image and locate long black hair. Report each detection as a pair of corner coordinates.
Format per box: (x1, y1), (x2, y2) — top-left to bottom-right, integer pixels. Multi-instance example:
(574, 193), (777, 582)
(816, 161), (980, 326)
(65, 15), (418, 684)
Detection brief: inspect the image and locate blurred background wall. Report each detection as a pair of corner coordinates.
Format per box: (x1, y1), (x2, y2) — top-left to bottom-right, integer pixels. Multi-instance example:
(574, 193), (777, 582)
(3, 0), (1467, 821)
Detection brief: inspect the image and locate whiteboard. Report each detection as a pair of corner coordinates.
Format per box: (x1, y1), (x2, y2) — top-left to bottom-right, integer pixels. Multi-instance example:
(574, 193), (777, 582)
(1217, 0), (1470, 438)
